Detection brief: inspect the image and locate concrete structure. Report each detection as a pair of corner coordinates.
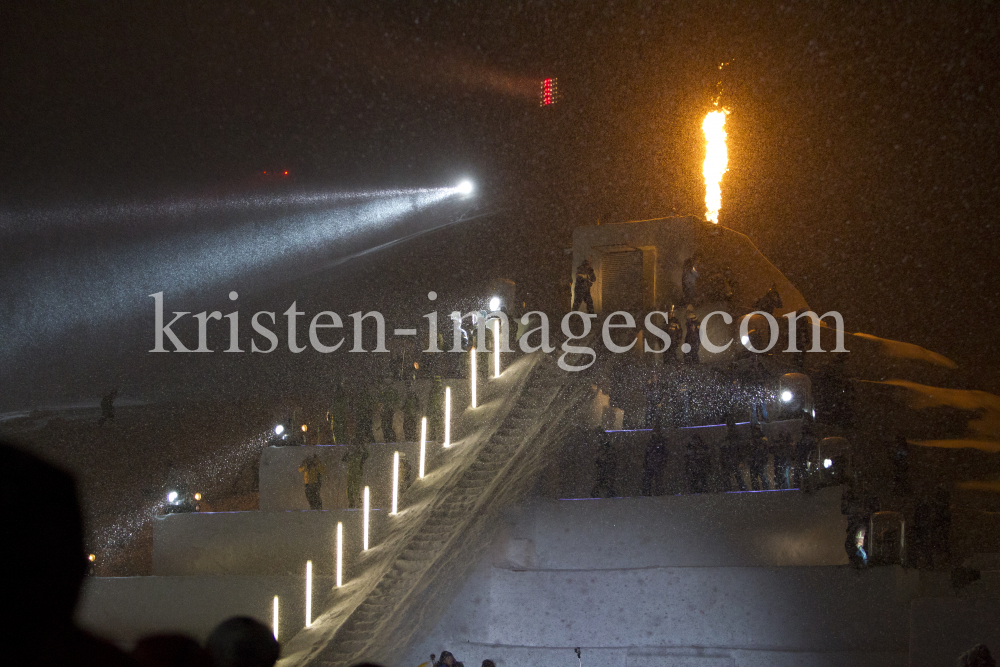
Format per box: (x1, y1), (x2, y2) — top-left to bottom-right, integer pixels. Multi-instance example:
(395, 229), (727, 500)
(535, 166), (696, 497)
(260, 443), (428, 511)
(78, 574), (333, 646)
(153, 509), (387, 576)
(570, 216), (807, 322)
(405, 492), (1000, 667)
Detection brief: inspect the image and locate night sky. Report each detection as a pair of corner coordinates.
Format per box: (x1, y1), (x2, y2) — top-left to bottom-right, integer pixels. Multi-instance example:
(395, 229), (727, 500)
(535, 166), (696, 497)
(2, 2), (999, 410)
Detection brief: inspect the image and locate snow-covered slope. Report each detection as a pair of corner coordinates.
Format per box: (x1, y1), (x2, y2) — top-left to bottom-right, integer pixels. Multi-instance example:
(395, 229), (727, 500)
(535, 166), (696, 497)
(277, 351), (591, 666)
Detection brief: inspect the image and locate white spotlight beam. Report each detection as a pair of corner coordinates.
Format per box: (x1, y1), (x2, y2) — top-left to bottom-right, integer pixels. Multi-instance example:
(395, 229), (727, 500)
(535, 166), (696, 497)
(272, 596), (279, 640)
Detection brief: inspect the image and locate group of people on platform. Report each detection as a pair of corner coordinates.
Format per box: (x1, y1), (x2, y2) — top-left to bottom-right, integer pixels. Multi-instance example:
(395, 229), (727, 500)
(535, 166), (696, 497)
(277, 376), (439, 449)
(590, 417), (819, 500)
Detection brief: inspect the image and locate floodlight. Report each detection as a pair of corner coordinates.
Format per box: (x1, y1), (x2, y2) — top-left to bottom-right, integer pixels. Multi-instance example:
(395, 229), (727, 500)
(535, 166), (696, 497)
(456, 180), (473, 195)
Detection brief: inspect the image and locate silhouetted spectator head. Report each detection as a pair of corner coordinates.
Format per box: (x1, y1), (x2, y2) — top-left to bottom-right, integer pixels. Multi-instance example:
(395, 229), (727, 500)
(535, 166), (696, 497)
(1, 441), (134, 665)
(440, 651), (455, 666)
(132, 634), (212, 667)
(206, 616), (280, 667)
(959, 644), (996, 667)
(482, 661), (496, 667)
(0, 441), (85, 631)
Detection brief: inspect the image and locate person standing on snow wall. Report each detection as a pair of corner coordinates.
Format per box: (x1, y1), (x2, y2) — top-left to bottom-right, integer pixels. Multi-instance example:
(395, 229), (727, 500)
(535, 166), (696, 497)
(572, 257), (596, 313)
(298, 454), (326, 510)
(343, 441), (369, 509)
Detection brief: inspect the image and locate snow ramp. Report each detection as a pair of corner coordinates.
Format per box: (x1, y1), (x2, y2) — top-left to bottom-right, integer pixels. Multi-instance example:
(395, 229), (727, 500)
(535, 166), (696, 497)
(279, 351), (591, 667)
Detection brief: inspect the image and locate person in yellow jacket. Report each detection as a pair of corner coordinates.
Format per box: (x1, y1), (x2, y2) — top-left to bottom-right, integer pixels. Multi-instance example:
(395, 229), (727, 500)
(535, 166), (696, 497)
(298, 454), (327, 510)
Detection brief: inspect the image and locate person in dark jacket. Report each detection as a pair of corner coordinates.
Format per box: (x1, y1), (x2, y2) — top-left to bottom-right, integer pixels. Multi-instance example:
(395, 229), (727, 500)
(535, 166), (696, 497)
(328, 381), (349, 445)
(721, 412), (747, 492)
(682, 257), (700, 306)
(641, 423), (669, 496)
(748, 422), (771, 490)
(343, 441), (369, 509)
(426, 376), (445, 441)
(402, 378), (421, 442)
(572, 257), (596, 313)
(98, 388), (118, 426)
(685, 434), (710, 494)
(298, 454), (326, 510)
(380, 382), (399, 443)
(665, 311), (684, 366)
(591, 430), (618, 498)
(683, 317), (700, 364)
(772, 431), (794, 490)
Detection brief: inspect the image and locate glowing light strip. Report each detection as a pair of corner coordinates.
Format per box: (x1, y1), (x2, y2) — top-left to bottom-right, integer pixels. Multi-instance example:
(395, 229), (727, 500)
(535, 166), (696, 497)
(444, 387), (452, 447)
(493, 320), (501, 378)
(419, 417), (427, 477)
(471, 347), (478, 408)
(305, 560), (313, 627)
(363, 486), (370, 550)
(273, 596), (279, 640)
(391, 451), (400, 515)
(336, 522), (343, 588)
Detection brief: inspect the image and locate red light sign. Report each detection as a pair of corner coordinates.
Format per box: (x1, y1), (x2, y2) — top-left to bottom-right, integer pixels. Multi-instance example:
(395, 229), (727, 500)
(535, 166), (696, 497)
(540, 78), (558, 106)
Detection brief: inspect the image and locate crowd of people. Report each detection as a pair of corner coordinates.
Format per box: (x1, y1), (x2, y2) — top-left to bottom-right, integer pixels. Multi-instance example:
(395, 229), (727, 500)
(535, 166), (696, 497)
(273, 376), (434, 449)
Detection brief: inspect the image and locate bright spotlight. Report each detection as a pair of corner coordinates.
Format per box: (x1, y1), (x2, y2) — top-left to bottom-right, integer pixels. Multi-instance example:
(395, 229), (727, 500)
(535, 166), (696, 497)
(167, 491), (178, 503)
(489, 296), (501, 312)
(274, 424), (284, 436)
(823, 458), (833, 469)
(781, 390), (793, 403)
(456, 180), (474, 195)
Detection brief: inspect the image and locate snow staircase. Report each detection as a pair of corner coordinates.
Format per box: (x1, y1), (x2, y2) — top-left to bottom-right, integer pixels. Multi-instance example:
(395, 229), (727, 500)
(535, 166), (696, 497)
(279, 352), (590, 667)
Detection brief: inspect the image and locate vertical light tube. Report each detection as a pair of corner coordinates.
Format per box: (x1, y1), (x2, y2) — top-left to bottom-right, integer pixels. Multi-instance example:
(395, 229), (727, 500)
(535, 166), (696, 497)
(391, 451), (400, 515)
(444, 387), (452, 447)
(493, 319), (501, 378)
(363, 486), (370, 550)
(272, 596), (279, 640)
(470, 347), (477, 408)
(336, 522), (343, 588)
(419, 417), (427, 478)
(305, 560), (313, 627)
